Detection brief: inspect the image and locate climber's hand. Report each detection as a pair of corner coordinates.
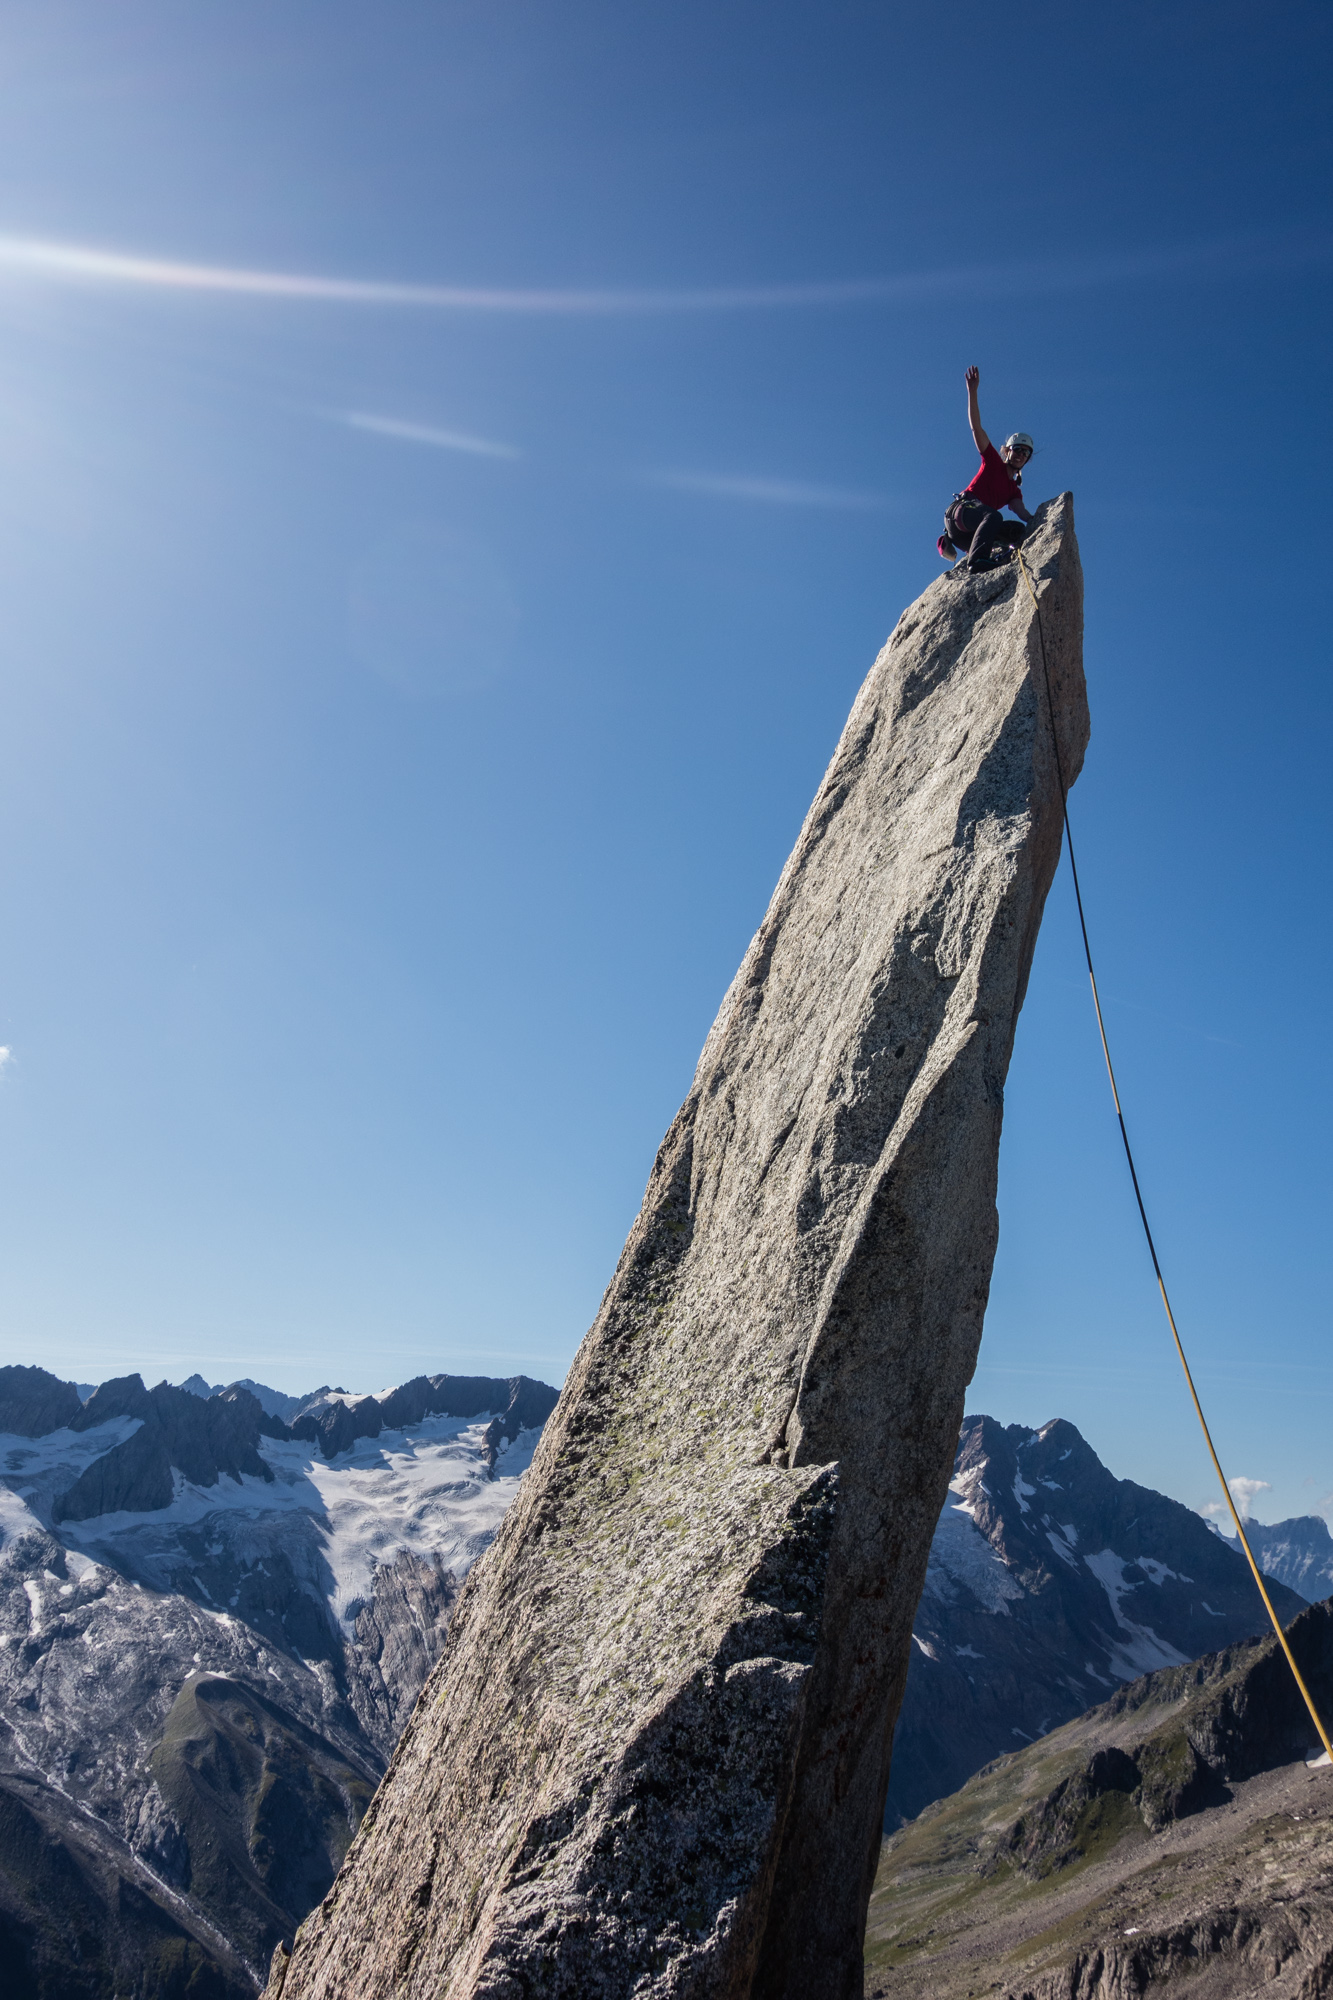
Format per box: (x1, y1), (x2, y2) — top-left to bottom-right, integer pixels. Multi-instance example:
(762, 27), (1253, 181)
(966, 367), (987, 453)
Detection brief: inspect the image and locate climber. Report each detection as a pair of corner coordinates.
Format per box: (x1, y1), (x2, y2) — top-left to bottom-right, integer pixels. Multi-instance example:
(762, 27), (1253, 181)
(938, 365), (1036, 572)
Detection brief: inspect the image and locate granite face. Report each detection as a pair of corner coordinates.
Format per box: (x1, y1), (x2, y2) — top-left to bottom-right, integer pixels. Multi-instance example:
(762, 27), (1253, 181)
(272, 497), (1089, 2000)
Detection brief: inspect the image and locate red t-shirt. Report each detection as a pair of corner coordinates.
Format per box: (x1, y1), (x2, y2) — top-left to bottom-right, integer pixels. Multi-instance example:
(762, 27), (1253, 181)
(964, 442), (1022, 512)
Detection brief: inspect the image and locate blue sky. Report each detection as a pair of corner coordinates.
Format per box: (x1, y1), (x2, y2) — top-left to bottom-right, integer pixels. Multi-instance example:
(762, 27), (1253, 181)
(0, 1), (1329, 1529)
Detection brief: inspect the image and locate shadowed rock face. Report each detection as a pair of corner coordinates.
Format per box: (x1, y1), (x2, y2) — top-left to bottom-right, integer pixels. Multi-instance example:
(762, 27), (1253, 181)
(1240, 1516), (1333, 1605)
(0, 1364), (83, 1437)
(887, 1416), (1310, 1827)
(270, 497), (1088, 2000)
(55, 1377), (275, 1521)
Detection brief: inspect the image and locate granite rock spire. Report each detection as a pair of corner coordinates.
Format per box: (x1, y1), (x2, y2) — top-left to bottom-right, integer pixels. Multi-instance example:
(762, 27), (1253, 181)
(269, 495), (1088, 2000)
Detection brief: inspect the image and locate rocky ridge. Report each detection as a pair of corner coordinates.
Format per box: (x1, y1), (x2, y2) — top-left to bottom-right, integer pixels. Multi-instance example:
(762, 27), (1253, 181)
(55, 1376), (279, 1522)
(288, 1374), (556, 1468)
(0, 1364), (84, 1438)
(270, 495), (1088, 2000)
(864, 1596), (1333, 2000)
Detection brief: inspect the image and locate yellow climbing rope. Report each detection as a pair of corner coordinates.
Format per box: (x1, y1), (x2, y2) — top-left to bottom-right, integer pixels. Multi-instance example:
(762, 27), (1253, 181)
(1013, 541), (1333, 1763)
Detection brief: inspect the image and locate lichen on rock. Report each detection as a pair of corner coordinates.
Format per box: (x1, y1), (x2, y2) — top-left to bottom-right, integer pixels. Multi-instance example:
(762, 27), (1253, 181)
(271, 496), (1088, 2000)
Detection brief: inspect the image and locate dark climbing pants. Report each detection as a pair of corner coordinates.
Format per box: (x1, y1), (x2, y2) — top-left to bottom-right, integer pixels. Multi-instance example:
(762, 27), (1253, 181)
(949, 503), (1029, 569)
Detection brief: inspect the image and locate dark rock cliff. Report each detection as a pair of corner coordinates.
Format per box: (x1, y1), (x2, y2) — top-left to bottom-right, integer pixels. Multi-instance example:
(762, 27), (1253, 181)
(55, 1378), (275, 1521)
(0, 1364), (83, 1438)
(287, 1375), (557, 1466)
(1240, 1515), (1333, 1605)
(888, 1415), (1308, 1824)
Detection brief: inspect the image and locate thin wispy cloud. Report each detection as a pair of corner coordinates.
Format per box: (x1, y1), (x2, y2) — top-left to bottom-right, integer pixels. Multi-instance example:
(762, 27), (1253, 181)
(342, 411), (521, 460)
(651, 470), (887, 510)
(0, 235), (891, 313)
(0, 228), (1326, 316)
(0, 1047), (10, 1072)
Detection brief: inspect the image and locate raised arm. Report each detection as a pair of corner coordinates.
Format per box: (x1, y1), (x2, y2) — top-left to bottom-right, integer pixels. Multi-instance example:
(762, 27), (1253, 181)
(965, 365), (989, 456)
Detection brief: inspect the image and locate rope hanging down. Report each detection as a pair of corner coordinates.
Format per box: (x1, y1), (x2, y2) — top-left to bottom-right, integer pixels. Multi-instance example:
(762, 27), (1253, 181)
(1012, 542), (1333, 1764)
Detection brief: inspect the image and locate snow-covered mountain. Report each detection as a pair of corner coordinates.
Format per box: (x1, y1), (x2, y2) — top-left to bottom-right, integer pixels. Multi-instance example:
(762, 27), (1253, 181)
(1224, 1513), (1333, 1605)
(888, 1415), (1313, 1826)
(0, 1363), (558, 1998)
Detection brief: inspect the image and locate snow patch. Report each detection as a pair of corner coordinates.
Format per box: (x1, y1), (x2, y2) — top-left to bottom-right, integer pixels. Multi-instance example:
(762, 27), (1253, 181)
(946, 1465), (988, 1521)
(1083, 1549), (1190, 1679)
(1137, 1557), (1190, 1587)
(925, 1501), (1024, 1616)
(53, 1413), (543, 1635)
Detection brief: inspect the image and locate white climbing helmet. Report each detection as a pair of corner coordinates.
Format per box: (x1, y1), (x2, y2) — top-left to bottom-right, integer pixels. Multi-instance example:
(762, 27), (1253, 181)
(1004, 432), (1034, 459)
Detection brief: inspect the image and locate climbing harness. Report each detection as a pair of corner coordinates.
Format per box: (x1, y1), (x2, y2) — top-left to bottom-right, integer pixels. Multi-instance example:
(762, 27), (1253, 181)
(1013, 542), (1333, 1764)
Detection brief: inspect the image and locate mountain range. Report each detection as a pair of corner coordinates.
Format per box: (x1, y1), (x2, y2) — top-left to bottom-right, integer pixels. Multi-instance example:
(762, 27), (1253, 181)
(1, 1365), (1325, 1999)
(0, 1363), (557, 1999)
